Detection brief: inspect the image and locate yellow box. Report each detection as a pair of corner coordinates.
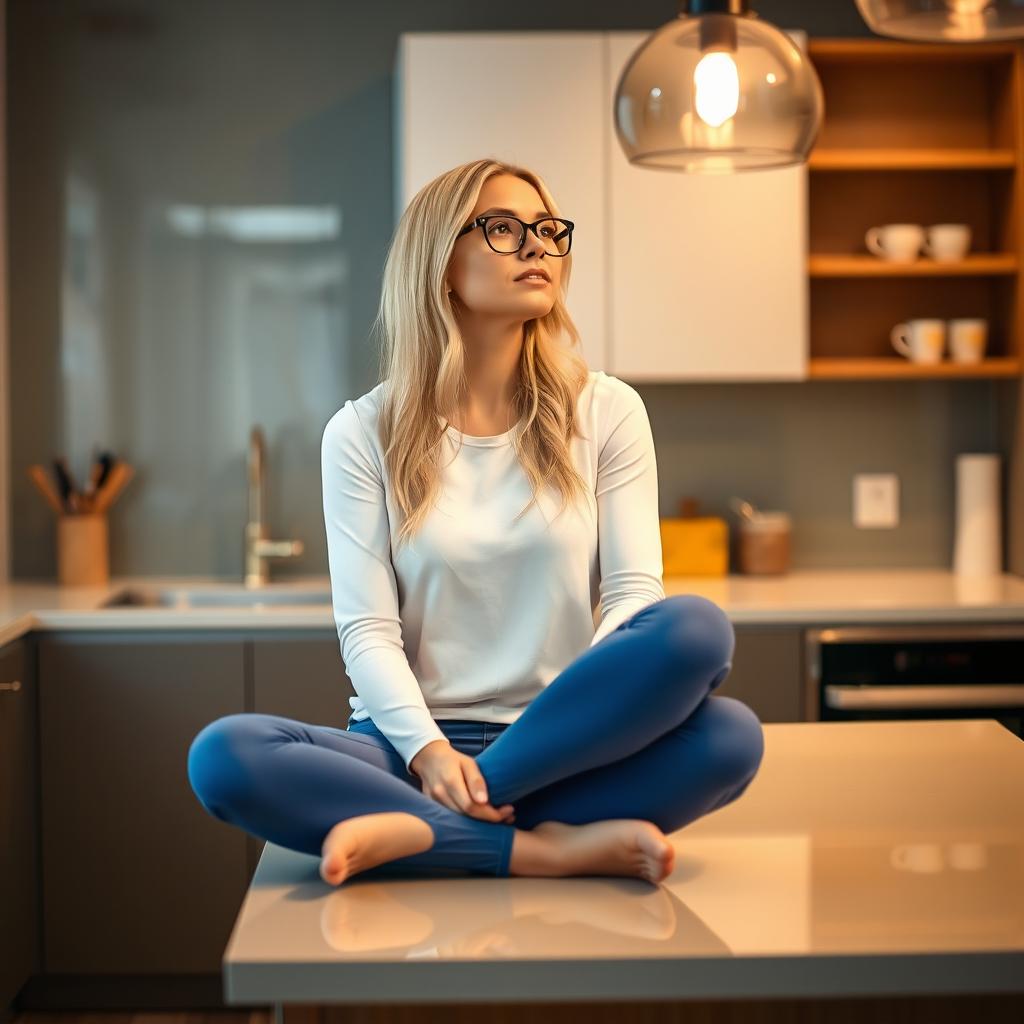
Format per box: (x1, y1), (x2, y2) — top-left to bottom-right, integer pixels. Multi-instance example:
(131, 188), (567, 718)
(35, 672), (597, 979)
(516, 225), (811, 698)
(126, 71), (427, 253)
(660, 516), (729, 576)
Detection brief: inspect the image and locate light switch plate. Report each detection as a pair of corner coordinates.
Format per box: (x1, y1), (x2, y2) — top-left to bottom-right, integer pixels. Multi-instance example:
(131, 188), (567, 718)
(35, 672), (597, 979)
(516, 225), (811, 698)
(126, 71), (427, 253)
(853, 473), (899, 528)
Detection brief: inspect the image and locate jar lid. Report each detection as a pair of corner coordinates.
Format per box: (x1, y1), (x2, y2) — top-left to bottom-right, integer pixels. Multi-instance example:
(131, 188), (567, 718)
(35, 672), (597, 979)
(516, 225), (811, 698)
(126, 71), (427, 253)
(741, 512), (791, 530)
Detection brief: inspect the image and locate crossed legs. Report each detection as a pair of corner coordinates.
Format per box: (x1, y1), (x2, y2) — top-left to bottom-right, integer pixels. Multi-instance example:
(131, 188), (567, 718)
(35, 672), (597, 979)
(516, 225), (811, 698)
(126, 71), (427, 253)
(187, 595), (765, 880)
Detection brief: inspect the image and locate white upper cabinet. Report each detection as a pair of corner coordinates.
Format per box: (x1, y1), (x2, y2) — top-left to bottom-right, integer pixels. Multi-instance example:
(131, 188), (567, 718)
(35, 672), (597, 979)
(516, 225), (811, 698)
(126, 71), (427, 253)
(606, 31), (809, 382)
(394, 30), (809, 381)
(394, 32), (609, 371)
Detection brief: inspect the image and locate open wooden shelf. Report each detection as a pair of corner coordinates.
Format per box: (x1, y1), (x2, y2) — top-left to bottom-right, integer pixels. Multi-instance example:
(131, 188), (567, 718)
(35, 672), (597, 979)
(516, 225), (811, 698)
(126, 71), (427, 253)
(805, 38), (1023, 379)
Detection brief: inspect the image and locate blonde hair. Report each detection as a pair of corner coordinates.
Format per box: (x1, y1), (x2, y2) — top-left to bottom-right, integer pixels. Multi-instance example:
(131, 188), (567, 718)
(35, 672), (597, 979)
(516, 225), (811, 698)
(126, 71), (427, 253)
(373, 158), (592, 553)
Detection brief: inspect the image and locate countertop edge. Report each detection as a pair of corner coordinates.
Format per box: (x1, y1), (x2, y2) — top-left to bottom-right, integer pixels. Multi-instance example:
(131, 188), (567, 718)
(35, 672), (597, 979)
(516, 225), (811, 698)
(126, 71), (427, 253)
(221, 949), (1024, 1004)
(4, 570), (1024, 647)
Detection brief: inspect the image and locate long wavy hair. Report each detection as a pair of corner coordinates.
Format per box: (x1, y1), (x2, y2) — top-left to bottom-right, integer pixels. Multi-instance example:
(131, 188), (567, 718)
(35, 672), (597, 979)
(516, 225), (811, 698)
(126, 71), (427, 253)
(374, 158), (592, 553)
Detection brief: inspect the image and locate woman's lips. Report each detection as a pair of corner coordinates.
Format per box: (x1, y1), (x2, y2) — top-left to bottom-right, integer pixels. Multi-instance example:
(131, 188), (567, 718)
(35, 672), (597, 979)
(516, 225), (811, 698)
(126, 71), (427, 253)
(516, 277), (550, 285)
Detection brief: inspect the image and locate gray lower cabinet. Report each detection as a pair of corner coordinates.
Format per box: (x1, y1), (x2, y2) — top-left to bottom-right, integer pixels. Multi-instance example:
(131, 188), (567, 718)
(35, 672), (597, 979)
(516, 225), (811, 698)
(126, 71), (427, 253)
(37, 632), (248, 975)
(718, 625), (804, 723)
(35, 629), (352, 981)
(0, 637), (39, 1010)
(251, 631), (352, 727)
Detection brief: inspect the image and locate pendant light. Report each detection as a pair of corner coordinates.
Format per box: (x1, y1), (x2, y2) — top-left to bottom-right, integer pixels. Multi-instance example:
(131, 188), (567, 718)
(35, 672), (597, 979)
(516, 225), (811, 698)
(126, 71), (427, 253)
(855, 0), (1024, 42)
(613, 0), (824, 174)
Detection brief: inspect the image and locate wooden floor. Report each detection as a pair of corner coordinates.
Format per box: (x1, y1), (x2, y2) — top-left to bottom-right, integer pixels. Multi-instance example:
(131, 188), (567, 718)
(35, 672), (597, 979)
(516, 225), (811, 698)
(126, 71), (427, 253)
(11, 999), (1024, 1024)
(10, 1016), (271, 1024)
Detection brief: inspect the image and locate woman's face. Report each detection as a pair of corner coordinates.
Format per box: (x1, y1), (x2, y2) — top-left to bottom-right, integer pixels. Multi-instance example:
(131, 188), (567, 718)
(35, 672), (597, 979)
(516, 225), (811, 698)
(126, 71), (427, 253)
(445, 174), (563, 318)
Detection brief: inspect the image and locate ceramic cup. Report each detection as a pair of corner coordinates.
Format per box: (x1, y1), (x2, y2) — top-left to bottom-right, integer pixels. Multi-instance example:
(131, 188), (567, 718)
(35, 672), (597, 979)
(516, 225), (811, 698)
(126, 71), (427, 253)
(865, 223), (925, 262)
(890, 318), (945, 363)
(948, 318), (988, 363)
(923, 223), (971, 262)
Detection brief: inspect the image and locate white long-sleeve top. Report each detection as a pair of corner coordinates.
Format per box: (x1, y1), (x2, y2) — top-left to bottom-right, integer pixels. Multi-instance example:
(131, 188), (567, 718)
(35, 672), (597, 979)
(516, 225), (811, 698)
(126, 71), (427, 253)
(320, 369), (665, 771)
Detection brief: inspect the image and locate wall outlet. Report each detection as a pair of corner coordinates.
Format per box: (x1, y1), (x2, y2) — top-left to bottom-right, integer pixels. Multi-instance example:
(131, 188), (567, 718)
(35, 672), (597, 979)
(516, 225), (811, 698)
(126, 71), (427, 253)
(853, 473), (899, 528)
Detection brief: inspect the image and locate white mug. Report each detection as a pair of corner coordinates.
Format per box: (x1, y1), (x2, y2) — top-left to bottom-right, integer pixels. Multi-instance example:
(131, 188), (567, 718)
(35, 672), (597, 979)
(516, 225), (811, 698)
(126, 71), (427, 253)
(890, 843), (944, 874)
(866, 223), (925, 262)
(891, 319), (945, 363)
(948, 318), (988, 363)
(947, 841), (987, 871)
(923, 223), (971, 262)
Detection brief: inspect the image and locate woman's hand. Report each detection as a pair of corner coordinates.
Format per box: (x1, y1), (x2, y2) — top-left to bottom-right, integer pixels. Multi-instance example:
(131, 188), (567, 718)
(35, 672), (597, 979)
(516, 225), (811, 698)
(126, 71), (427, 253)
(409, 740), (516, 824)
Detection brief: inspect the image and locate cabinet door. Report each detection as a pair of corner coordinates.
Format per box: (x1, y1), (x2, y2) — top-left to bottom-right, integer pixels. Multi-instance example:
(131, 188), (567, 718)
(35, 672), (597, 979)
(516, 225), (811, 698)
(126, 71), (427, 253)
(252, 632), (353, 728)
(395, 31), (609, 371)
(719, 625), (803, 722)
(38, 632), (248, 974)
(0, 637), (38, 1009)
(606, 31), (808, 382)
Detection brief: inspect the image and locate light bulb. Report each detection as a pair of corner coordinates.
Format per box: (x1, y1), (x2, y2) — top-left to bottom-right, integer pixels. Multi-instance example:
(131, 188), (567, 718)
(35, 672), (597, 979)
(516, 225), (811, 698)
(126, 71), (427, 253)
(693, 51), (740, 128)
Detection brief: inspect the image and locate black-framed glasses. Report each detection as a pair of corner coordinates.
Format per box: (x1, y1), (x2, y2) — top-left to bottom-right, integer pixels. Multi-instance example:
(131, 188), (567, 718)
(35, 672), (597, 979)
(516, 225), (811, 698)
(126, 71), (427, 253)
(456, 215), (574, 256)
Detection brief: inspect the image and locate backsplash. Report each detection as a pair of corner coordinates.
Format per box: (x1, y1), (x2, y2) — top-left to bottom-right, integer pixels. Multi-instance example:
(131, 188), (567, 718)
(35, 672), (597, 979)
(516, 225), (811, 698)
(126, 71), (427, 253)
(10, 0), (1012, 580)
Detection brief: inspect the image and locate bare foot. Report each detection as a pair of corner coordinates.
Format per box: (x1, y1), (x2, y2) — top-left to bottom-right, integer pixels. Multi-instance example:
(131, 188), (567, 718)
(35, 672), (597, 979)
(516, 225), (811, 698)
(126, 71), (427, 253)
(320, 812), (435, 886)
(510, 819), (675, 884)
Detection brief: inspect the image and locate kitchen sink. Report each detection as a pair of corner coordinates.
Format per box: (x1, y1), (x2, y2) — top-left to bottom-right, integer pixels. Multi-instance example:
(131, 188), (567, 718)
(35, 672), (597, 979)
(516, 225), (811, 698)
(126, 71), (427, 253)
(102, 586), (333, 608)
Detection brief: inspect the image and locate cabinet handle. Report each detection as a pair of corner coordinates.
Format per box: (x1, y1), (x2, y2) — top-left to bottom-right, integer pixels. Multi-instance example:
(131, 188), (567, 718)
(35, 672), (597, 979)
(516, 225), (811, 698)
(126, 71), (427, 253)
(825, 683), (1024, 710)
(0, 679), (22, 691)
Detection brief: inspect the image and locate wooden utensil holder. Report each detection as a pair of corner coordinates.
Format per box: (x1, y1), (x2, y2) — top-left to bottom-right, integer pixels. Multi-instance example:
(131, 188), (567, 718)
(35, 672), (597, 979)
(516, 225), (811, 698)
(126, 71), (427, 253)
(57, 513), (109, 586)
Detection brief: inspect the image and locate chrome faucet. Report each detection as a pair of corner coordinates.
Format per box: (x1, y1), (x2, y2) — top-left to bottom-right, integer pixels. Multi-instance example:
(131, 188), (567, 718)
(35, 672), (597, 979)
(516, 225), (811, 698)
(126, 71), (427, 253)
(245, 425), (304, 587)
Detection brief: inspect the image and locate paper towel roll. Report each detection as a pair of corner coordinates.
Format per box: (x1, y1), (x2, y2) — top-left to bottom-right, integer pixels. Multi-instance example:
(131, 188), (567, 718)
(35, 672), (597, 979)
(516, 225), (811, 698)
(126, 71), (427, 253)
(953, 453), (1002, 576)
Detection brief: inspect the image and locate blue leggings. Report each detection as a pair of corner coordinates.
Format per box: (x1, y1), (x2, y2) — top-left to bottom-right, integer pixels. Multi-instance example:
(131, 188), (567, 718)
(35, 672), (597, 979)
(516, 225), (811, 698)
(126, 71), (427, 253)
(187, 595), (765, 880)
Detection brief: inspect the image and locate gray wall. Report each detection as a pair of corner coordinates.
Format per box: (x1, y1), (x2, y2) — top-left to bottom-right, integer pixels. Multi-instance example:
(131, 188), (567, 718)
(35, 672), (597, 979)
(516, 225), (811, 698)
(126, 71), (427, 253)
(8, 0), (1011, 579)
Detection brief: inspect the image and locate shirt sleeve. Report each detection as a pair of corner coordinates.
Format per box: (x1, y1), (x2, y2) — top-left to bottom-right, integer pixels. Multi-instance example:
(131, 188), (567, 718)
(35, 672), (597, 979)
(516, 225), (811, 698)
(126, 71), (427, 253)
(320, 402), (450, 771)
(589, 379), (666, 648)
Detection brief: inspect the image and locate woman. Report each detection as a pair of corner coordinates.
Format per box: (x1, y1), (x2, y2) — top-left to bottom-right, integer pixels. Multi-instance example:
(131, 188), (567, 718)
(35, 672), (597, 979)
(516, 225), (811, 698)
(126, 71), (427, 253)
(187, 158), (764, 888)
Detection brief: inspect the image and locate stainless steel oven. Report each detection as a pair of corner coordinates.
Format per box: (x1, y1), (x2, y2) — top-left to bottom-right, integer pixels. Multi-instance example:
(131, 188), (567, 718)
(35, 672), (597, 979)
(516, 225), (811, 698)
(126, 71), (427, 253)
(805, 623), (1024, 740)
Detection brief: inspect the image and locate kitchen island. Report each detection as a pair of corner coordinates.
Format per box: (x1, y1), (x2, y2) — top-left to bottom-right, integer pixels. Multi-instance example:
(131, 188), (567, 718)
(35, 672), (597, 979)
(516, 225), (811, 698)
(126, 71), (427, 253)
(221, 719), (1024, 1022)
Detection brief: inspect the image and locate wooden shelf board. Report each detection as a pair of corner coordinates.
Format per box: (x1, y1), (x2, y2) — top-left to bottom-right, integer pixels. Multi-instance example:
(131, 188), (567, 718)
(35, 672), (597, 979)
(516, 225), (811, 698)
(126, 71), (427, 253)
(808, 149), (1017, 171)
(809, 254), (1019, 277)
(807, 357), (1021, 379)
(807, 38), (1019, 61)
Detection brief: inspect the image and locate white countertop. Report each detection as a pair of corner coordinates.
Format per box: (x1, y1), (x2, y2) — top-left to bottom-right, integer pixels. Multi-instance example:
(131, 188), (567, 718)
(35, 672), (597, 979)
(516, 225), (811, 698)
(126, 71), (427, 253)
(2, 569), (1024, 647)
(222, 719), (1024, 1004)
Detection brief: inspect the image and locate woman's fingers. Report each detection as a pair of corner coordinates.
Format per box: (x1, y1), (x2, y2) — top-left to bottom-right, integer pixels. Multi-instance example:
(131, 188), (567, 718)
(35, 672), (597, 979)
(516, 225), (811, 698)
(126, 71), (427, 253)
(453, 780), (506, 821)
(424, 772), (515, 823)
(461, 761), (515, 822)
(463, 762), (490, 804)
(427, 780), (461, 815)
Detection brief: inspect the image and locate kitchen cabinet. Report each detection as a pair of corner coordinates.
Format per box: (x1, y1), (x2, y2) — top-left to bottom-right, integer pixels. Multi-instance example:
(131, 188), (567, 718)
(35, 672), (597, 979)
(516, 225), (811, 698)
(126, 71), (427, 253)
(605, 31), (808, 382)
(0, 636), (39, 1012)
(718, 625), (803, 723)
(395, 31), (609, 372)
(252, 631), (351, 727)
(34, 630), (353, 980)
(395, 30), (808, 382)
(37, 632), (249, 975)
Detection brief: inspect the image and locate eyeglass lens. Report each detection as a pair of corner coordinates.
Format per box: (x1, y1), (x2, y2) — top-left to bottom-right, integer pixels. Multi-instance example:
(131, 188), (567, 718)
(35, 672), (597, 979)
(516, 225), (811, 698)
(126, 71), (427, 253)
(484, 217), (571, 256)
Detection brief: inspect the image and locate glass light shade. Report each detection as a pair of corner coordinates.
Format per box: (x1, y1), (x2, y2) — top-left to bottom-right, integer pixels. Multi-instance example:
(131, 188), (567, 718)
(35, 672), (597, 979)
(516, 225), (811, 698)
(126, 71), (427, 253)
(855, 0), (1024, 41)
(613, 12), (824, 173)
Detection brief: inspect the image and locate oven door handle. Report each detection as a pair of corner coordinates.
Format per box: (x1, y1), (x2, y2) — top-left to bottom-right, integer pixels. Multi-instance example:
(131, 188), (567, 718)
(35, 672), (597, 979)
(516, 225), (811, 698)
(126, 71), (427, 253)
(824, 684), (1024, 710)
